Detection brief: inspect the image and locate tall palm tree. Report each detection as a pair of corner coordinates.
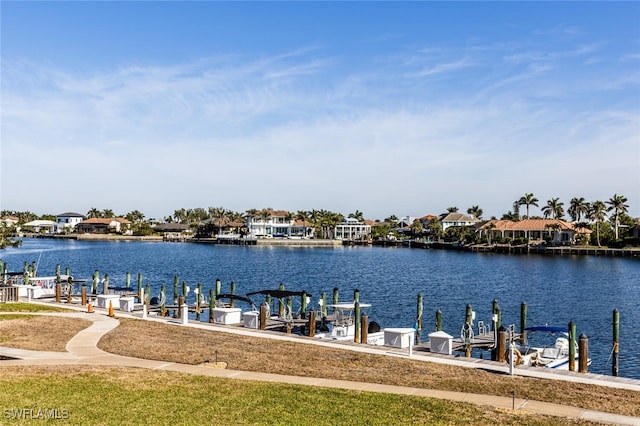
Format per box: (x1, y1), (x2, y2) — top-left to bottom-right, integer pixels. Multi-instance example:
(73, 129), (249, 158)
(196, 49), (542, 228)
(606, 194), (629, 240)
(466, 205), (483, 220)
(102, 209), (115, 218)
(295, 210), (310, 238)
(542, 198), (564, 220)
(588, 201), (607, 247)
(518, 193), (538, 219)
(86, 207), (101, 219)
(348, 210), (365, 222)
(446, 206), (459, 213)
(568, 197), (589, 222)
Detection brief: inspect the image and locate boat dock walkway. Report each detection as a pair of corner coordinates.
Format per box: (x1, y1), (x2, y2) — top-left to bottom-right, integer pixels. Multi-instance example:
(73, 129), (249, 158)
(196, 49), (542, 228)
(2, 303), (639, 425)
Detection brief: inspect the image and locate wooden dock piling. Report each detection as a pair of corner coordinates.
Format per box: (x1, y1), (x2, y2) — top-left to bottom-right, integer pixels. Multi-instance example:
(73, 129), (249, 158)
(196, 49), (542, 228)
(568, 321), (576, 372)
(579, 333), (589, 373)
(520, 301), (528, 345)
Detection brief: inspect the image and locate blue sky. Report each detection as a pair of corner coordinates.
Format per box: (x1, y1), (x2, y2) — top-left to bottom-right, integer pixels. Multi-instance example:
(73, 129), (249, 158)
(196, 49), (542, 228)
(2, 2), (639, 221)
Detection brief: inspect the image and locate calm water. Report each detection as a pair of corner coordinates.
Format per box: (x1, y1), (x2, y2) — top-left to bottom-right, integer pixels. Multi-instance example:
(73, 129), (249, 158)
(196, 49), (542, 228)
(2, 239), (639, 379)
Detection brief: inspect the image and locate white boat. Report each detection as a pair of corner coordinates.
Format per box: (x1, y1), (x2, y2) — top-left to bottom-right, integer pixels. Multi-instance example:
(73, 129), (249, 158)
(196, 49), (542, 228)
(318, 301), (385, 345)
(513, 326), (591, 369)
(2, 272), (75, 299)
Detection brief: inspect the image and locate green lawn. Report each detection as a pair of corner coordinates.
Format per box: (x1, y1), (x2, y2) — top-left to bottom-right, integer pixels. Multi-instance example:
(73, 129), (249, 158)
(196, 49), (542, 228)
(0, 367), (583, 426)
(0, 303), (72, 313)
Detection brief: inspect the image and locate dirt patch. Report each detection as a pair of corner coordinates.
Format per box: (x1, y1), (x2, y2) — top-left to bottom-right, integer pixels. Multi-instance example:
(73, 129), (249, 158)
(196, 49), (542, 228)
(0, 315), (92, 352)
(97, 318), (640, 417)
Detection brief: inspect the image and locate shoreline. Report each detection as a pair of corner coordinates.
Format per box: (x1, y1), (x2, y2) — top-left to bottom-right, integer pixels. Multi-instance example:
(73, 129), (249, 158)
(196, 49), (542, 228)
(18, 234), (640, 256)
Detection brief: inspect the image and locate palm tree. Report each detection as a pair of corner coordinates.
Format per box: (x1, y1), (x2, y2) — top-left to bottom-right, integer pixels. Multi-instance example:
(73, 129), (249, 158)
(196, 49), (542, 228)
(102, 209), (115, 218)
(86, 207), (101, 219)
(542, 198), (564, 220)
(588, 201), (607, 247)
(208, 207), (227, 235)
(518, 193), (539, 219)
(446, 206), (459, 213)
(348, 210), (365, 222)
(295, 210), (310, 238)
(466, 205), (483, 220)
(606, 194), (629, 240)
(568, 197), (589, 222)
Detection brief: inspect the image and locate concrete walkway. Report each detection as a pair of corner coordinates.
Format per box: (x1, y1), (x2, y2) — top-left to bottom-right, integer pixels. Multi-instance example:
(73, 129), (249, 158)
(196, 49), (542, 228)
(1, 309), (639, 425)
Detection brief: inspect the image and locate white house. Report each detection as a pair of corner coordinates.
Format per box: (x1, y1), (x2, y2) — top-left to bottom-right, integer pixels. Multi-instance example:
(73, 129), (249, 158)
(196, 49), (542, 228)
(334, 217), (371, 240)
(440, 213), (481, 232)
(22, 220), (57, 234)
(55, 212), (85, 233)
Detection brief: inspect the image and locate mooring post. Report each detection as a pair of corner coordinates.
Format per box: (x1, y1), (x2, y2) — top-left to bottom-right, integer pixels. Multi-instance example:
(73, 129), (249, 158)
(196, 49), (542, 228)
(177, 295), (185, 319)
(208, 288), (214, 323)
(435, 309), (443, 332)
(259, 302), (267, 330)
(65, 267), (70, 276)
(138, 272), (144, 303)
(497, 326), (508, 362)
(230, 281), (236, 308)
(361, 312), (368, 344)
(520, 301), (528, 345)
(55, 264), (61, 283)
(321, 292), (327, 317)
(354, 300), (361, 343)
(579, 333), (589, 373)
(308, 309), (316, 337)
(354, 288), (359, 304)
(173, 275), (179, 306)
(161, 285), (167, 317)
(196, 282), (203, 317)
(215, 278), (221, 299)
(613, 309), (620, 376)
(81, 284), (87, 306)
(301, 292), (307, 319)
(332, 287), (339, 305)
(279, 282), (285, 317)
(103, 274), (109, 295)
(126, 271), (131, 288)
(145, 284), (151, 311)
(568, 321), (576, 372)
(416, 293), (423, 344)
(492, 299), (501, 329)
(92, 270), (99, 295)
(464, 304), (473, 357)
(55, 282), (61, 303)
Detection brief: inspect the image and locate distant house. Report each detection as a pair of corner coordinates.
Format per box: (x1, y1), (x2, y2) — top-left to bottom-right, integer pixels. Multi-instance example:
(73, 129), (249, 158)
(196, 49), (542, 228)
(246, 209), (294, 238)
(334, 217), (371, 240)
(154, 223), (191, 240)
(22, 220), (57, 234)
(478, 219), (591, 244)
(76, 218), (132, 235)
(1, 216), (19, 227)
(55, 212), (85, 233)
(440, 213), (481, 232)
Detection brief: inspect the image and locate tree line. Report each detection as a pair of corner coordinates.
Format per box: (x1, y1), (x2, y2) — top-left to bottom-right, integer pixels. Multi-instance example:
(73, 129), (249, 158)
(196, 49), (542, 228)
(1, 192), (636, 247)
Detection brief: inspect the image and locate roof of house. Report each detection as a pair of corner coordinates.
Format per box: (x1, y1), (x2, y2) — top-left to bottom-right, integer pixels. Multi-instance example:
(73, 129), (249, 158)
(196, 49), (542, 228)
(23, 220), (56, 227)
(440, 213), (480, 223)
(479, 218), (591, 233)
(79, 217), (130, 225)
(56, 212), (85, 218)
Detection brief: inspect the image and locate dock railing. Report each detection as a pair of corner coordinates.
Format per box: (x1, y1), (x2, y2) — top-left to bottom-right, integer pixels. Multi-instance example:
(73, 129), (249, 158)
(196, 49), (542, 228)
(0, 286), (19, 303)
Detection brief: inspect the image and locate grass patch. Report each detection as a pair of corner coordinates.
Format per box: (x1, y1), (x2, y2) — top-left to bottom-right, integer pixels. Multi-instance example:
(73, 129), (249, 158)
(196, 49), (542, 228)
(0, 366), (593, 425)
(0, 303), (73, 313)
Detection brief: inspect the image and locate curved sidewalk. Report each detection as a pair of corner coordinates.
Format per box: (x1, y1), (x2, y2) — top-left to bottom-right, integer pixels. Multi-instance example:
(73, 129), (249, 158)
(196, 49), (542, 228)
(1, 311), (639, 425)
